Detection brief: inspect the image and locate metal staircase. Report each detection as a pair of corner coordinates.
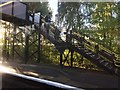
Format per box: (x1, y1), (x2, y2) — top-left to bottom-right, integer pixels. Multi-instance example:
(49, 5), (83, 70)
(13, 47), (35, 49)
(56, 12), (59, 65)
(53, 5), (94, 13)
(38, 19), (120, 76)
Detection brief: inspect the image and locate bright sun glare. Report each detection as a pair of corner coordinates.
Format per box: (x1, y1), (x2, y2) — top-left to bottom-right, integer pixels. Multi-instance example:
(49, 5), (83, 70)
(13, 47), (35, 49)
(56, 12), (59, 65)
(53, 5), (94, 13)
(0, 64), (16, 73)
(0, 26), (4, 39)
(48, 0), (58, 21)
(0, 32), (3, 39)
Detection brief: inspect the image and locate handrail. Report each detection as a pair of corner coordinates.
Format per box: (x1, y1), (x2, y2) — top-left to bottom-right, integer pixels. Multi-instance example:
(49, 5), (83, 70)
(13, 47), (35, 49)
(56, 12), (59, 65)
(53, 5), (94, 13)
(72, 32), (119, 56)
(72, 33), (120, 67)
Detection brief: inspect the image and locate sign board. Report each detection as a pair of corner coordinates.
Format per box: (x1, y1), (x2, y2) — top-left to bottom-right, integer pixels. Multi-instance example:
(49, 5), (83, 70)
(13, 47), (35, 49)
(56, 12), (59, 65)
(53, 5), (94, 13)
(29, 12), (41, 26)
(34, 12), (41, 26)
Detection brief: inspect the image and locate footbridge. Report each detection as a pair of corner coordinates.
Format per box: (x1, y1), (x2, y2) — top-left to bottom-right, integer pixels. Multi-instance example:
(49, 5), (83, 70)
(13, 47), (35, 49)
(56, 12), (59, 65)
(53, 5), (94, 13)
(0, 1), (120, 89)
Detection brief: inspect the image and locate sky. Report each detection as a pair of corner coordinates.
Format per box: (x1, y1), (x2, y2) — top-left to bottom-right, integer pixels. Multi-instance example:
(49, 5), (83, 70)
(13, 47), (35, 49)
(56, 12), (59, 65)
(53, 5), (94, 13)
(48, 0), (58, 21)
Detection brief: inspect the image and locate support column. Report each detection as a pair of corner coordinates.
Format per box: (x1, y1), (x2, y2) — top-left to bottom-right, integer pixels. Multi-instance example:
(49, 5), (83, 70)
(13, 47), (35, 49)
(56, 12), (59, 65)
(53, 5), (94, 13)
(3, 28), (7, 62)
(59, 48), (64, 66)
(24, 33), (29, 64)
(37, 28), (41, 63)
(12, 24), (16, 62)
(70, 50), (74, 67)
(69, 30), (73, 67)
(60, 52), (63, 66)
(95, 44), (99, 55)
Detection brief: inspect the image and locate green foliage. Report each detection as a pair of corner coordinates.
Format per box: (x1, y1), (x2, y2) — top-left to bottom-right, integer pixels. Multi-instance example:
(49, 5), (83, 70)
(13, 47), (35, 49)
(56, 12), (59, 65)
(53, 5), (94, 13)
(23, 2), (50, 15)
(41, 40), (60, 65)
(58, 2), (84, 31)
(58, 2), (120, 53)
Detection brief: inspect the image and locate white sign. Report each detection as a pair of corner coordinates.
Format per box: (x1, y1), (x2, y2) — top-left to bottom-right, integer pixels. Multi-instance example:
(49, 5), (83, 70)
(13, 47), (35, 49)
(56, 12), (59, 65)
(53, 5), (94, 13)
(34, 12), (41, 24)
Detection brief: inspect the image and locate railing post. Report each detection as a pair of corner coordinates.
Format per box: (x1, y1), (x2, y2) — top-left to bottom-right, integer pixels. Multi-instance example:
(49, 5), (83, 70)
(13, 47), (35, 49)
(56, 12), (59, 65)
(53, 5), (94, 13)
(70, 50), (74, 67)
(59, 49), (64, 66)
(60, 52), (63, 66)
(95, 44), (99, 55)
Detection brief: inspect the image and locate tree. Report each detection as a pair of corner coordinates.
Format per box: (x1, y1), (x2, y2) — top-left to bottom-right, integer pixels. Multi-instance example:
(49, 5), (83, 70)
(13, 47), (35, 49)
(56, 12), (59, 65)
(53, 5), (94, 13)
(58, 2), (119, 53)
(22, 2), (50, 15)
(58, 2), (84, 32)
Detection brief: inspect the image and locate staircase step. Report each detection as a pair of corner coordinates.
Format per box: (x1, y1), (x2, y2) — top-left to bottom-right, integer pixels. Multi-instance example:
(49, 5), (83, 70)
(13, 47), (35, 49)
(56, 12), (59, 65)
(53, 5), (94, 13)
(90, 54), (96, 57)
(96, 56), (101, 60)
(84, 49), (89, 52)
(99, 60), (105, 63)
(106, 64), (113, 69)
(104, 62), (109, 66)
(77, 46), (81, 48)
(108, 66), (113, 70)
(86, 52), (92, 54)
(80, 47), (84, 49)
(86, 53), (93, 56)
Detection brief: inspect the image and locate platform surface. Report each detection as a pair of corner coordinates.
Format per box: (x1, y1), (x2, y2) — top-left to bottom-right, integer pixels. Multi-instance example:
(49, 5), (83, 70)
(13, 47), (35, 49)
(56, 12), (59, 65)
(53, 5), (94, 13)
(1, 62), (119, 89)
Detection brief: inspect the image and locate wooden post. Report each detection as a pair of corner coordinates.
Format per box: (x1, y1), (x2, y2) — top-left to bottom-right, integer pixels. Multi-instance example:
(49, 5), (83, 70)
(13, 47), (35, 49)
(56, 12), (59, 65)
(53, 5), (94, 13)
(24, 33), (29, 64)
(70, 30), (73, 67)
(12, 25), (16, 62)
(37, 28), (41, 63)
(70, 50), (73, 67)
(3, 28), (7, 62)
(59, 49), (64, 66)
(11, 2), (15, 62)
(60, 52), (63, 66)
(95, 44), (99, 55)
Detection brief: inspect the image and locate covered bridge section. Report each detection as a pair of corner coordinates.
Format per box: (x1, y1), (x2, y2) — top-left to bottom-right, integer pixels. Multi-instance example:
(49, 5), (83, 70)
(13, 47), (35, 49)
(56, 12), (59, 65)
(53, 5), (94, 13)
(0, 1), (42, 64)
(0, 0), (30, 26)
